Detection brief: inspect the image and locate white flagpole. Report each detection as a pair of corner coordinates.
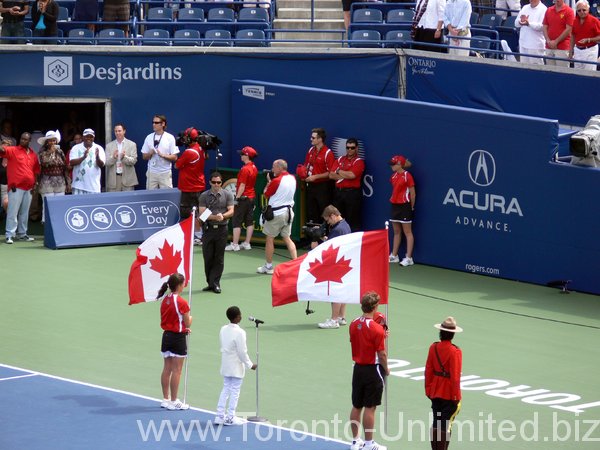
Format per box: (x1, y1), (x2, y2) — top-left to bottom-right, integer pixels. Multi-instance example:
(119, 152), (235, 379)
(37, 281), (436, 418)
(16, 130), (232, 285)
(384, 221), (390, 435)
(182, 207), (196, 405)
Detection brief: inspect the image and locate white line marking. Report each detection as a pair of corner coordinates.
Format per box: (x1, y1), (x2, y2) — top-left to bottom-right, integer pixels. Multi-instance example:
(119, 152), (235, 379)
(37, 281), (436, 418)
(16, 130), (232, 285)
(0, 373), (39, 382)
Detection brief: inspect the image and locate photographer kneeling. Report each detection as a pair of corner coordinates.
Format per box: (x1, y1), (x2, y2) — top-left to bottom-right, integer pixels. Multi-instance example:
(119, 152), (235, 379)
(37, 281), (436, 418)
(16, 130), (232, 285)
(316, 205), (351, 329)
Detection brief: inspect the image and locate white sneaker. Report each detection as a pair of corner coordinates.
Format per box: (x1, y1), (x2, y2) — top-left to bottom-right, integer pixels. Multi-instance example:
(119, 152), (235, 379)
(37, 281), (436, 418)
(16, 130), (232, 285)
(257, 264), (274, 275)
(350, 438), (365, 450)
(166, 399), (189, 410)
(223, 416), (245, 426)
(194, 238), (202, 246)
(160, 399), (170, 408)
(225, 243), (240, 252)
(389, 254), (399, 263)
(240, 242), (252, 250)
(400, 257), (414, 267)
(318, 318), (340, 329)
(337, 317), (347, 326)
(214, 415), (225, 425)
(362, 441), (386, 450)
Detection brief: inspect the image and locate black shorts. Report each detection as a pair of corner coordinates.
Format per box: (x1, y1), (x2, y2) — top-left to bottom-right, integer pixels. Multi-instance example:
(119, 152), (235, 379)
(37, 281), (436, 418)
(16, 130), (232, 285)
(161, 331), (187, 357)
(431, 398), (461, 431)
(390, 202), (413, 223)
(342, 0), (357, 12)
(232, 196), (255, 228)
(351, 364), (385, 408)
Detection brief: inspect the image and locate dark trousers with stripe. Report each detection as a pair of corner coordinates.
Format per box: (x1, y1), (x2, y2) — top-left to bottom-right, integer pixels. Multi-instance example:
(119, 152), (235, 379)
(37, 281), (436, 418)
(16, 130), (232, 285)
(202, 225), (227, 287)
(333, 188), (362, 232)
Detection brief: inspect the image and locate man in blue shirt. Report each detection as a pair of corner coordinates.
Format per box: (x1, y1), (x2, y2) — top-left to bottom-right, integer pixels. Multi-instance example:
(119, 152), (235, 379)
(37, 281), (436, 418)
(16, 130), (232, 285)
(445, 0), (473, 56)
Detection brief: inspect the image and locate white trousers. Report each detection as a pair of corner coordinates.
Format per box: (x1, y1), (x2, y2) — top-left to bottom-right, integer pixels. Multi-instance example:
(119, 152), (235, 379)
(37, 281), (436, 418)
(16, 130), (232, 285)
(216, 376), (244, 418)
(573, 45), (599, 71)
(41, 192), (65, 223)
(519, 47), (545, 65)
(496, 0), (521, 19)
(545, 49), (570, 67)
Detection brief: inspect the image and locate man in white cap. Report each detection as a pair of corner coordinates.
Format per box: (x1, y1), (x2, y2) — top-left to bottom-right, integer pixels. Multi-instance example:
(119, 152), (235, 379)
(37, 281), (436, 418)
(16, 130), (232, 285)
(425, 316), (464, 450)
(69, 128), (106, 195)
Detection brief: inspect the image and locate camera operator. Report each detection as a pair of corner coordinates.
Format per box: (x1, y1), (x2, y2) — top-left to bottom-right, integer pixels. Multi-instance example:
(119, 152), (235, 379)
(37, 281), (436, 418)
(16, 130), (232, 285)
(317, 205), (351, 330)
(175, 128), (207, 221)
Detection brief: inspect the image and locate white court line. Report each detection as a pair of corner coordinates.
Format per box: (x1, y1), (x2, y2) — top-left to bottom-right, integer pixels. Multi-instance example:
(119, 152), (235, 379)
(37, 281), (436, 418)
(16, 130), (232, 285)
(0, 373), (39, 382)
(0, 362), (349, 446)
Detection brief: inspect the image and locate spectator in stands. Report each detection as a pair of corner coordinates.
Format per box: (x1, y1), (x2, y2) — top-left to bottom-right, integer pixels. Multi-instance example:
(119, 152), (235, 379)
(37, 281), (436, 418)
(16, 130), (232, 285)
(37, 130), (69, 223)
(73, 0), (99, 33)
(102, 0), (130, 33)
(0, 133), (40, 244)
(105, 123), (138, 192)
(569, 0), (600, 70)
(515, 0), (547, 65)
(388, 155), (416, 267)
(31, 0), (59, 44)
(303, 127), (335, 225)
(0, 158), (7, 219)
(0, 0), (29, 44)
(445, 0), (473, 57)
(543, 0), (575, 67)
(257, 159), (297, 275)
(0, 119), (17, 146)
(225, 146), (258, 252)
(412, 0), (447, 53)
(330, 138), (364, 232)
(141, 115), (179, 190)
(342, 0), (358, 31)
(495, 0), (520, 20)
(69, 128), (105, 195)
(62, 110), (85, 150)
(174, 127), (206, 220)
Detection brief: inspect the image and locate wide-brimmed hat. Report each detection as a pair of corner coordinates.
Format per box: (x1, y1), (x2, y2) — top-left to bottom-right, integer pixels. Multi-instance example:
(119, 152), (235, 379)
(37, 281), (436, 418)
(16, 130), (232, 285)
(83, 128), (95, 137)
(434, 316), (463, 333)
(238, 146), (258, 159)
(37, 130), (61, 146)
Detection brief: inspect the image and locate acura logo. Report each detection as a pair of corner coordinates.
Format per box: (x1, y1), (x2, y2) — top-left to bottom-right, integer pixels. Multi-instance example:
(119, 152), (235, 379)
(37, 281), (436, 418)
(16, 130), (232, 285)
(468, 150), (496, 187)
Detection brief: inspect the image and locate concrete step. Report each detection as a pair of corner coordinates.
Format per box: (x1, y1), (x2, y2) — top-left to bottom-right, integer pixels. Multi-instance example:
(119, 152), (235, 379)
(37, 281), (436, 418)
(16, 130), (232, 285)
(277, 0), (341, 9)
(270, 41), (345, 48)
(278, 7), (344, 20)
(272, 30), (347, 42)
(273, 18), (345, 30)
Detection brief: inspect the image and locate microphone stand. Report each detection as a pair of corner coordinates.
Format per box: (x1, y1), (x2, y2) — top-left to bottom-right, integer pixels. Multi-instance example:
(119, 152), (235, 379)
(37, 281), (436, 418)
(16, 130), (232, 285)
(247, 319), (267, 422)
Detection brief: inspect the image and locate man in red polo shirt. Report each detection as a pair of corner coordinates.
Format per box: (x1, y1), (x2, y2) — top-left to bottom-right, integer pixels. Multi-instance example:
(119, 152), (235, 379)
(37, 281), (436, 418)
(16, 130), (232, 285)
(330, 137), (365, 232)
(303, 127), (335, 224)
(226, 146), (258, 252)
(569, 0), (600, 70)
(0, 132), (40, 244)
(543, 0), (575, 67)
(349, 291), (389, 450)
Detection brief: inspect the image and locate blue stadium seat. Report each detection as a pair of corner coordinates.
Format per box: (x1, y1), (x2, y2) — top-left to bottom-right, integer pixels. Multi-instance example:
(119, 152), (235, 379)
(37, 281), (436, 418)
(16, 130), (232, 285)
(207, 8), (235, 22)
(68, 28), (94, 45)
(238, 7), (269, 23)
(349, 29), (381, 48)
(177, 8), (204, 22)
(58, 6), (69, 22)
(97, 28), (127, 45)
(478, 14), (502, 29)
(469, 12), (480, 26)
(142, 29), (170, 46)
(386, 8), (415, 23)
(173, 29), (201, 46)
(384, 29), (412, 48)
(352, 8), (383, 24)
(470, 35), (492, 57)
(235, 28), (266, 46)
(499, 16), (517, 29)
(147, 7), (173, 22)
(204, 29), (232, 46)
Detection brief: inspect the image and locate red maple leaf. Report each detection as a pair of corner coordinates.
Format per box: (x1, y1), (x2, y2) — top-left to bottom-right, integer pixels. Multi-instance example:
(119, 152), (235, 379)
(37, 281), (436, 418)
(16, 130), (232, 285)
(149, 240), (182, 279)
(307, 245), (353, 295)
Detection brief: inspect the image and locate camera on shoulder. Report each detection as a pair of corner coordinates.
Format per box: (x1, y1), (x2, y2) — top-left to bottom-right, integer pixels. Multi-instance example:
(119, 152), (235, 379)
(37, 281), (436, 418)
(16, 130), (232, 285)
(302, 221), (327, 241)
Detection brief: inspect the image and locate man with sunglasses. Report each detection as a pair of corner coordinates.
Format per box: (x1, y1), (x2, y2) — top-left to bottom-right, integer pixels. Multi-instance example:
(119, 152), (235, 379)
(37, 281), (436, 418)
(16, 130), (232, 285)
(141, 115), (179, 189)
(330, 137), (364, 232)
(303, 128), (335, 225)
(569, 0), (600, 70)
(198, 172), (234, 294)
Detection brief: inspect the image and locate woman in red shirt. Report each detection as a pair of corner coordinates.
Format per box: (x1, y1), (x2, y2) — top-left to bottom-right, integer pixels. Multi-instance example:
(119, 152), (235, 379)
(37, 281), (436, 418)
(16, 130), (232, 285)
(388, 155), (416, 266)
(157, 273), (192, 410)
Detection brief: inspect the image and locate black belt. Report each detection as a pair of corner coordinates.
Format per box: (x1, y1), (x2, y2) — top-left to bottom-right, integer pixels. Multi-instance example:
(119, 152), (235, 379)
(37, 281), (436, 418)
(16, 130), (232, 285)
(116, 173), (122, 176)
(336, 187), (358, 191)
(576, 44), (597, 50)
(204, 223), (227, 229)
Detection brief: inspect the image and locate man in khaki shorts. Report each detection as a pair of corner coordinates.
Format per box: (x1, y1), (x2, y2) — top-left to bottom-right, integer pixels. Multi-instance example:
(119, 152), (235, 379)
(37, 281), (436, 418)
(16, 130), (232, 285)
(257, 159), (297, 274)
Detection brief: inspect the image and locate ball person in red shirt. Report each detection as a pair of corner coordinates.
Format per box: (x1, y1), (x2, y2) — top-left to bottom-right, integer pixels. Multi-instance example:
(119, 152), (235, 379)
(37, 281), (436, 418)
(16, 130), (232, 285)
(349, 291), (390, 450)
(388, 155), (416, 266)
(425, 316), (463, 450)
(157, 273), (193, 411)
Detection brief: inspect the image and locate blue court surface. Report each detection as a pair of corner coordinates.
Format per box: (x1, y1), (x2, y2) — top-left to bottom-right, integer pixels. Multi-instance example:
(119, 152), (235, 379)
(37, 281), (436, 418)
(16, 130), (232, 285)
(0, 364), (349, 450)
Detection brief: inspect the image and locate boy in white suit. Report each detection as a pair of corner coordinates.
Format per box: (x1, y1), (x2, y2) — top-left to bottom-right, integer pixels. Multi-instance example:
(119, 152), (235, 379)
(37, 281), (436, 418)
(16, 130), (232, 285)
(215, 306), (257, 425)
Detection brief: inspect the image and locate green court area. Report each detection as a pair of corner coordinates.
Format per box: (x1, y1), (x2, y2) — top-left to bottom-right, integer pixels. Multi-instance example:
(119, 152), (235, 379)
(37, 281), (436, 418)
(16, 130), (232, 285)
(1, 234), (599, 449)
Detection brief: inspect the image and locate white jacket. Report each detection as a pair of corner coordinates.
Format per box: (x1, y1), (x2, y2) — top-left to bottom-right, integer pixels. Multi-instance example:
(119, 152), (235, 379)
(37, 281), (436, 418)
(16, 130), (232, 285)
(220, 323), (253, 378)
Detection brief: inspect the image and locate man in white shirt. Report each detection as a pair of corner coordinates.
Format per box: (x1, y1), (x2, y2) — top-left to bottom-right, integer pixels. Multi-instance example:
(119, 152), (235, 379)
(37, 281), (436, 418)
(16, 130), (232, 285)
(515, 0), (548, 64)
(413, 0), (447, 52)
(445, 0), (473, 56)
(141, 115), (179, 189)
(70, 128), (106, 195)
(215, 306), (257, 426)
(105, 123), (138, 192)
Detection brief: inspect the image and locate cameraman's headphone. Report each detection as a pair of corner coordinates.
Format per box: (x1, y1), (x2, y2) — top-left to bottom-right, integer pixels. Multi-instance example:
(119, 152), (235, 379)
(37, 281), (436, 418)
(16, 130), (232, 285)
(184, 127), (199, 141)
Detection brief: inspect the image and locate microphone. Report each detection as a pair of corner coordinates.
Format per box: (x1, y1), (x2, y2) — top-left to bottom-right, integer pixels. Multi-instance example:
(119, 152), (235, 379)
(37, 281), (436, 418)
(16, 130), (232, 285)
(248, 316), (264, 325)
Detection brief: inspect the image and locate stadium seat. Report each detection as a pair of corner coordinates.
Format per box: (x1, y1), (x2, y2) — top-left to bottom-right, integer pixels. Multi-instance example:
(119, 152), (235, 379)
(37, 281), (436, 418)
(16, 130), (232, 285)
(470, 35), (492, 57)
(68, 28), (94, 45)
(58, 6), (69, 22)
(352, 8), (383, 24)
(235, 28), (266, 46)
(238, 7), (269, 23)
(499, 16), (517, 29)
(147, 7), (173, 22)
(177, 8), (204, 22)
(384, 29), (412, 48)
(142, 29), (170, 46)
(386, 8), (415, 23)
(478, 14), (502, 29)
(469, 12), (480, 26)
(173, 29), (201, 46)
(97, 28), (127, 45)
(349, 29), (381, 48)
(204, 29), (233, 46)
(207, 8), (235, 22)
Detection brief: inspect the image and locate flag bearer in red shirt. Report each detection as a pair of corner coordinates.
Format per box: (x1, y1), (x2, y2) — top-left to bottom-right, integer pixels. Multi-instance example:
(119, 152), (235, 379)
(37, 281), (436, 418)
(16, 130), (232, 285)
(425, 316), (464, 450)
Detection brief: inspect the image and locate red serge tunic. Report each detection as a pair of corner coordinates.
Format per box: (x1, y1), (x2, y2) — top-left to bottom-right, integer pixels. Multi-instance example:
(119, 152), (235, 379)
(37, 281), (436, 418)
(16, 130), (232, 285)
(425, 340), (463, 401)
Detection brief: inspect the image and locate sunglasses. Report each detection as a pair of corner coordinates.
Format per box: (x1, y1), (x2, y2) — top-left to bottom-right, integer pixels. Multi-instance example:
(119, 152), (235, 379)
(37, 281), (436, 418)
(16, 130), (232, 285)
(310, 136), (318, 140)
(210, 180), (222, 185)
(346, 146), (357, 150)
(152, 121), (162, 124)
(577, 8), (587, 11)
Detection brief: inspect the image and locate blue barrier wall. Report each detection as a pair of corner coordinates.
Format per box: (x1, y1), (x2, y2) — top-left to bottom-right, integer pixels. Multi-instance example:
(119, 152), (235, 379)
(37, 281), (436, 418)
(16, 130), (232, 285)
(231, 80), (600, 295)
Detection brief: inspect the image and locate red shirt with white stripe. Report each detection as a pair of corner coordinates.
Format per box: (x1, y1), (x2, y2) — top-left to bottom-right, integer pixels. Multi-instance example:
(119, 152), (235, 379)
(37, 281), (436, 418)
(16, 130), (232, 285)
(160, 294), (190, 333)
(349, 316), (386, 365)
(304, 145), (335, 183)
(265, 171), (296, 214)
(333, 155), (365, 189)
(389, 171), (415, 204)
(237, 161), (258, 199)
(175, 143), (205, 192)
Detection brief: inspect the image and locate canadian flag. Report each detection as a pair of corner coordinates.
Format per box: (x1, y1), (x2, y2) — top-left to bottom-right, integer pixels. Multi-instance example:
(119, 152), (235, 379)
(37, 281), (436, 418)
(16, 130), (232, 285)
(128, 216), (194, 305)
(272, 230), (389, 307)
